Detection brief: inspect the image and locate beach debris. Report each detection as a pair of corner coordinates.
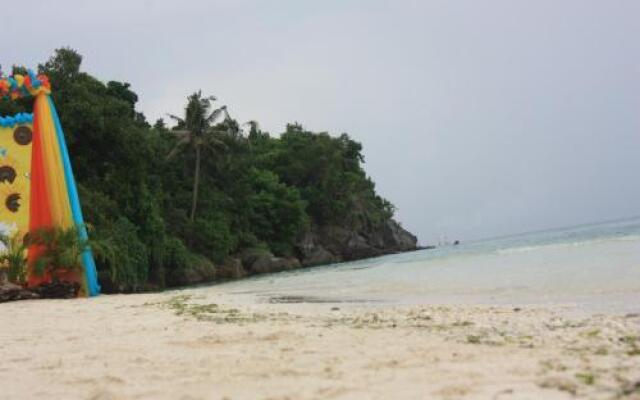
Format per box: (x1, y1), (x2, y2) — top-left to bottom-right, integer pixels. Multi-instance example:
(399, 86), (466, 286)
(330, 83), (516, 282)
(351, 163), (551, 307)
(0, 280), (84, 302)
(575, 372), (596, 385)
(492, 388), (514, 399)
(619, 335), (640, 356)
(466, 335), (482, 344)
(158, 294), (266, 323)
(619, 379), (640, 397)
(0, 282), (39, 302)
(538, 376), (578, 395)
(33, 281), (81, 299)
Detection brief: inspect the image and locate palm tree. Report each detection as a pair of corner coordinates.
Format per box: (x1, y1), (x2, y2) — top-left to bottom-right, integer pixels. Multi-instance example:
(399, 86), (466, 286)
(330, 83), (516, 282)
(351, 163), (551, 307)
(28, 226), (90, 281)
(0, 231), (28, 285)
(27, 225), (115, 283)
(167, 91), (228, 221)
(244, 120), (260, 138)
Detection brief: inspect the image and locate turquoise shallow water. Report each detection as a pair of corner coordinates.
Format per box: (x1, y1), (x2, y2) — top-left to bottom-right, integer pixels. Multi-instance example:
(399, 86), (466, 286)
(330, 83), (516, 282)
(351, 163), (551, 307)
(210, 217), (640, 313)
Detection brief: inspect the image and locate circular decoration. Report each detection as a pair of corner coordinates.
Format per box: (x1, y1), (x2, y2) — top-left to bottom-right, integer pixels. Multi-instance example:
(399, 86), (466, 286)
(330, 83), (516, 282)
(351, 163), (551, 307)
(13, 126), (33, 145)
(5, 193), (21, 212)
(0, 165), (16, 183)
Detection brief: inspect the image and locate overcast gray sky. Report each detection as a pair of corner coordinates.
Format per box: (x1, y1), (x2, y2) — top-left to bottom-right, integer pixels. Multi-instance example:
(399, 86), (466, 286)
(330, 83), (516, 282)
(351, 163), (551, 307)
(4, 0), (639, 244)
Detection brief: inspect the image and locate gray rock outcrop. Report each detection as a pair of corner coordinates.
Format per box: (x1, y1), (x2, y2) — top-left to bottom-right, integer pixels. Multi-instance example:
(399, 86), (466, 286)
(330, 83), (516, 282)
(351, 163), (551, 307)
(238, 248), (302, 275)
(295, 218), (418, 267)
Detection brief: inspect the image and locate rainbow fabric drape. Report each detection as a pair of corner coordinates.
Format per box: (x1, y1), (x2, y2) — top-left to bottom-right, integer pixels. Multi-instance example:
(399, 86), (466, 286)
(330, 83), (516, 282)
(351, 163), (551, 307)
(1, 71), (100, 296)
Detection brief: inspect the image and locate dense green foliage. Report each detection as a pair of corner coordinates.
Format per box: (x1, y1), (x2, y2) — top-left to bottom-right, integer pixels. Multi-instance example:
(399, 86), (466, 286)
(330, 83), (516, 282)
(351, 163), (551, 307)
(0, 48), (394, 290)
(0, 232), (28, 285)
(28, 226), (93, 280)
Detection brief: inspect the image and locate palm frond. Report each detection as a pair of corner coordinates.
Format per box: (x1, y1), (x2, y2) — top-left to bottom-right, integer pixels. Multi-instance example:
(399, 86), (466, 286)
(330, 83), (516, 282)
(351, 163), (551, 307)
(28, 226), (90, 279)
(205, 135), (227, 150)
(0, 233), (9, 248)
(0, 231), (28, 285)
(166, 135), (191, 161)
(166, 113), (185, 124)
(168, 129), (191, 137)
(203, 141), (227, 154)
(223, 107), (232, 121)
(206, 106), (227, 124)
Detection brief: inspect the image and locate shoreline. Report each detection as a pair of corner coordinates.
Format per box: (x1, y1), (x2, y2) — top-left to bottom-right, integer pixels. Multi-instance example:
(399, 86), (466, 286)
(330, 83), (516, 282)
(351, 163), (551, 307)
(2, 286), (639, 399)
(104, 246), (427, 295)
(0, 248), (426, 302)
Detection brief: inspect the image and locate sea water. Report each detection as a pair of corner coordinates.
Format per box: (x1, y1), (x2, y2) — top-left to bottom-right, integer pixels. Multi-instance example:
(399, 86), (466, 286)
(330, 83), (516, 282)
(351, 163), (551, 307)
(210, 216), (640, 313)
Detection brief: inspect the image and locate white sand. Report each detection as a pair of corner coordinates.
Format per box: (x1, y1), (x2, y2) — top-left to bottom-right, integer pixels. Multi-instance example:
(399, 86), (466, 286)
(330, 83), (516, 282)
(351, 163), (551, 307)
(1, 286), (639, 400)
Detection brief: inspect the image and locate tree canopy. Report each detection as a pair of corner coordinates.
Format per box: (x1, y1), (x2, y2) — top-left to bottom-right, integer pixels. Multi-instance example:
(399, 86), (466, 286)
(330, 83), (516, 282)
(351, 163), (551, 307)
(0, 48), (396, 291)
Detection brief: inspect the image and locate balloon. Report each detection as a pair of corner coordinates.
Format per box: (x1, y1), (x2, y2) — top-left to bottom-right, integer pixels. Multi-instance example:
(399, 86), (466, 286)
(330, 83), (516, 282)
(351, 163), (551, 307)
(0, 72), (51, 100)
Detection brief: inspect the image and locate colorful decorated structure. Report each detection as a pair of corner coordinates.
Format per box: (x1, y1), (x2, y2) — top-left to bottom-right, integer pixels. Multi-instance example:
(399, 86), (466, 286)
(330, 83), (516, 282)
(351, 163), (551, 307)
(0, 71), (100, 296)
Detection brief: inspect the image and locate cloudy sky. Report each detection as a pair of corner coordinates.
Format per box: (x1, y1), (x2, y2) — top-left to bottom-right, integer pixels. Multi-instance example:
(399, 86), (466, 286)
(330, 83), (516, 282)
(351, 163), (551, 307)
(4, 0), (639, 244)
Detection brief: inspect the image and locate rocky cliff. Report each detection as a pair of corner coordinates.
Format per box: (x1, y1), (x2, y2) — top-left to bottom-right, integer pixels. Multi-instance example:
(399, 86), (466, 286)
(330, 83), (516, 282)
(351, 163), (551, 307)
(296, 219), (418, 266)
(212, 218), (418, 281)
(100, 218), (419, 291)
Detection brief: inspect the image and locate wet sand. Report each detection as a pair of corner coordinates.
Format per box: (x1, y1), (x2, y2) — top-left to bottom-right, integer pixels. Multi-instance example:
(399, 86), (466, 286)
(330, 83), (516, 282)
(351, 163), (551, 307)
(1, 287), (639, 400)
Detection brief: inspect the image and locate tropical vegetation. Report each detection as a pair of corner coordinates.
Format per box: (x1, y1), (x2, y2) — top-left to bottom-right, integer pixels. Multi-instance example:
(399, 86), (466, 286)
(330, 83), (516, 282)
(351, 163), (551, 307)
(0, 48), (396, 291)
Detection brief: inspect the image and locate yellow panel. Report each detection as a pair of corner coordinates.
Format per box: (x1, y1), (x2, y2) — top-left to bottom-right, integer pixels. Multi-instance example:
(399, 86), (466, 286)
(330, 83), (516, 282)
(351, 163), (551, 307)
(0, 123), (32, 236)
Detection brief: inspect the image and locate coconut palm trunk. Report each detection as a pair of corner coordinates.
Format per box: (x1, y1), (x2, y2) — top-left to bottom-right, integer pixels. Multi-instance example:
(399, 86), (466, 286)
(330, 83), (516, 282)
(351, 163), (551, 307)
(190, 144), (201, 221)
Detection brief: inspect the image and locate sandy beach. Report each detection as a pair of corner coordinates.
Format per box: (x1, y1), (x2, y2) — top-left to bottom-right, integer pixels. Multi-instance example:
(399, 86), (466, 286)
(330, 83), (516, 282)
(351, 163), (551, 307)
(1, 285), (639, 400)
(2, 3), (638, 399)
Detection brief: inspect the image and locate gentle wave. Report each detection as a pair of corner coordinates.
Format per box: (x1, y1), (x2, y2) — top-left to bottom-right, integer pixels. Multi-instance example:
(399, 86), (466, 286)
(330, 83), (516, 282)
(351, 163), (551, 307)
(496, 234), (640, 255)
